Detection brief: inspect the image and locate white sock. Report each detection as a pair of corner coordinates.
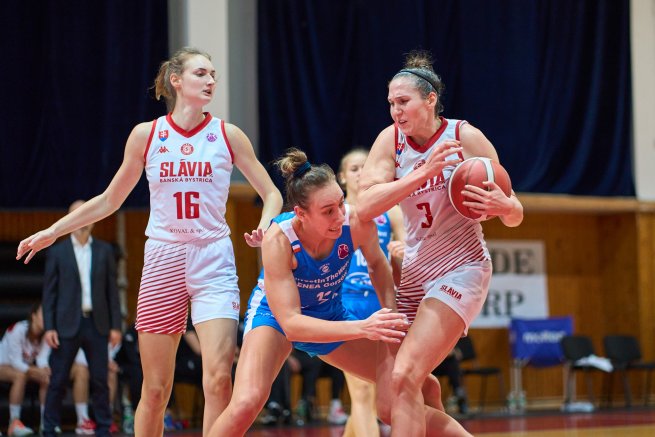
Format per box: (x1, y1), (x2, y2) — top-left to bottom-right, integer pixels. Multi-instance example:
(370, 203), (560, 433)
(9, 404), (21, 421)
(75, 403), (89, 423)
(40, 405), (45, 424)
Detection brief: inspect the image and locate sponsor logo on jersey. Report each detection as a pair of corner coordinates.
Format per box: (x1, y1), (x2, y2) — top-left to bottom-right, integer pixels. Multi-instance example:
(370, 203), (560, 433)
(413, 159), (426, 170)
(395, 142), (404, 168)
(337, 243), (349, 259)
(181, 143), (194, 155)
(320, 264), (330, 274)
(440, 284), (462, 300)
(207, 132), (217, 142)
(375, 215), (388, 225)
(232, 301), (240, 311)
(160, 161), (213, 177)
(159, 130), (168, 141)
(158, 146), (169, 154)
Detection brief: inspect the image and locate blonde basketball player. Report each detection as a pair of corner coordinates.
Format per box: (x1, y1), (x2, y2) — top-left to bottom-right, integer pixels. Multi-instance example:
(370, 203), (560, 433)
(17, 47), (283, 437)
(358, 50), (523, 436)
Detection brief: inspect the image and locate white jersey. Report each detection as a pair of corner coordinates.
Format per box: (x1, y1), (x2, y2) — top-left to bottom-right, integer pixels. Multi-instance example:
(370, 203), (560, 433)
(144, 113), (233, 243)
(0, 320), (49, 372)
(393, 118), (490, 319)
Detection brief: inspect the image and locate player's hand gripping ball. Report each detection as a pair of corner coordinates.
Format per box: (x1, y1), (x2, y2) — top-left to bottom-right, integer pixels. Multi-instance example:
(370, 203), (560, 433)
(448, 157), (512, 221)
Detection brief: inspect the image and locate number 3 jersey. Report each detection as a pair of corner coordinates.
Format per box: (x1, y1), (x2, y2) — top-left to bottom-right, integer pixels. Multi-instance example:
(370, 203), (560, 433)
(144, 113), (233, 243)
(393, 117), (490, 320)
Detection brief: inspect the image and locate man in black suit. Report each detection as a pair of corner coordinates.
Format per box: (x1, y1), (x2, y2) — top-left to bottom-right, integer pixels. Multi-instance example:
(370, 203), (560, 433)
(41, 200), (122, 437)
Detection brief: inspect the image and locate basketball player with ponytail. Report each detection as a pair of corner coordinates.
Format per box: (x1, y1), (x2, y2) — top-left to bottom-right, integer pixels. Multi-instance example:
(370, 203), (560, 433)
(208, 148), (466, 437)
(358, 50), (524, 435)
(17, 47), (283, 437)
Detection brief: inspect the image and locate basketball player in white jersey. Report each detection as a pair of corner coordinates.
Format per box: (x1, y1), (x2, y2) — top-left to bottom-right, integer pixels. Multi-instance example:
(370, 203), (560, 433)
(17, 47), (283, 437)
(358, 50), (524, 435)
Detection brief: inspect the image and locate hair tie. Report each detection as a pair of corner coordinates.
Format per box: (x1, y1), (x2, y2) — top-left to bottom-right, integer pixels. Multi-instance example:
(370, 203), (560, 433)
(398, 69), (437, 91)
(293, 161), (312, 178)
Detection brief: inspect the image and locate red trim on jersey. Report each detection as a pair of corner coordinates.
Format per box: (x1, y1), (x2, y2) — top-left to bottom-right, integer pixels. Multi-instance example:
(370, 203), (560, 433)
(405, 116), (448, 153)
(221, 120), (234, 163)
(144, 119), (157, 162)
(166, 112), (212, 138)
(455, 120), (467, 161)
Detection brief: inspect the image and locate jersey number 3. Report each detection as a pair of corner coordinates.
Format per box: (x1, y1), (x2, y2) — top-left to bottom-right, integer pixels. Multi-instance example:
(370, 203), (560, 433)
(416, 202), (433, 228)
(174, 192), (200, 219)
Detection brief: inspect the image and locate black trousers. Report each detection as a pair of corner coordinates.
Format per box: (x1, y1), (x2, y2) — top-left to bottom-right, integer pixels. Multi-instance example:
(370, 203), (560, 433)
(43, 315), (112, 437)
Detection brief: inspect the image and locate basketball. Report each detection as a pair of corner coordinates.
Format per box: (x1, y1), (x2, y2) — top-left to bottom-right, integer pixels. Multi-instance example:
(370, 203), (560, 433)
(448, 157), (512, 220)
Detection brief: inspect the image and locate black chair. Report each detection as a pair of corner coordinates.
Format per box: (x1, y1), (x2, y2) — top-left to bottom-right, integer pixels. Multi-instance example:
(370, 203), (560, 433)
(560, 335), (606, 405)
(457, 336), (506, 412)
(603, 335), (655, 407)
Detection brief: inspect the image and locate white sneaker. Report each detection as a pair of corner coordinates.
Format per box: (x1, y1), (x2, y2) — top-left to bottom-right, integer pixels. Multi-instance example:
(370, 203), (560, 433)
(75, 418), (97, 435)
(8, 419), (34, 437)
(327, 399), (348, 425)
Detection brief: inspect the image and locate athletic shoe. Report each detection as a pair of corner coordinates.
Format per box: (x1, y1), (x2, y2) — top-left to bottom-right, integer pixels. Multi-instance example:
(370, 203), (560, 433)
(294, 398), (313, 426)
(326, 399), (348, 425)
(75, 418), (97, 435)
(8, 419), (34, 437)
(39, 424), (62, 435)
(259, 401), (283, 426)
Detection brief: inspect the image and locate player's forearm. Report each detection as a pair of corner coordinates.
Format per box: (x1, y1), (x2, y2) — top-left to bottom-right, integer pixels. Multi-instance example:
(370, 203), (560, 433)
(257, 190), (283, 231)
(281, 314), (365, 343)
(367, 259), (397, 311)
(50, 194), (116, 238)
(358, 170), (428, 221)
(499, 194), (523, 227)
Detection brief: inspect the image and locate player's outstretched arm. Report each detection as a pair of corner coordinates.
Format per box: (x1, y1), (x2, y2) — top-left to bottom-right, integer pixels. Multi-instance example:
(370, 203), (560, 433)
(17, 122), (150, 263)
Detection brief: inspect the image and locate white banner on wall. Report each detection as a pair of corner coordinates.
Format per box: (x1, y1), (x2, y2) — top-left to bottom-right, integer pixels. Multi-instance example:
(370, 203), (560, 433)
(471, 240), (548, 328)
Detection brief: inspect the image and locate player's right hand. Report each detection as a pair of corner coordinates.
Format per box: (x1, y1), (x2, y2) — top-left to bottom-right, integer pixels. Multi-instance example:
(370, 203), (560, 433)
(16, 228), (57, 264)
(423, 140), (462, 179)
(361, 308), (409, 343)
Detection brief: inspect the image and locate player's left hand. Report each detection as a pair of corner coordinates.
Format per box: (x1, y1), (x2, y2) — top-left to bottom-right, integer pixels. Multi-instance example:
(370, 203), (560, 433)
(244, 228), (265, 247)
(461, 181), (513, 218)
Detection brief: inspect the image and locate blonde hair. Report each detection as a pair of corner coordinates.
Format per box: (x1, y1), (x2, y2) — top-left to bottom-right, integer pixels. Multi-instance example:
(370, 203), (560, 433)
(152, 47), (212, 111)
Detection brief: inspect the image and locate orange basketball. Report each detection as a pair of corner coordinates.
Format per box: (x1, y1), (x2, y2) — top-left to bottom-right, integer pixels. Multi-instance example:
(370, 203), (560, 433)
(448, 157), (512, 220)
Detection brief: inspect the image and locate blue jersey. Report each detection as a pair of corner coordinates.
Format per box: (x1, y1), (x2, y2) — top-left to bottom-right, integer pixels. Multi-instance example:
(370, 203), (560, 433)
(244, 206), (357, 356)
(341, 212), (392, 319)
(342, 212), (391, 296)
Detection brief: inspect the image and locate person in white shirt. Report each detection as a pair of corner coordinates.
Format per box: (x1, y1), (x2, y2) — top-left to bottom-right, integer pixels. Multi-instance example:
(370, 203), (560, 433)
(0, 304), (50, 436)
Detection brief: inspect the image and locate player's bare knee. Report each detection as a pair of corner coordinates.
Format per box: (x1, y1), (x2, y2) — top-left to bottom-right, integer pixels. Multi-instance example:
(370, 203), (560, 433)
(13, 370), (28, 384)
(141, 384), (169, 410)
(390, 368), (421, 395)
(231, 390), (268, 419)
(203, 370), (232, 399)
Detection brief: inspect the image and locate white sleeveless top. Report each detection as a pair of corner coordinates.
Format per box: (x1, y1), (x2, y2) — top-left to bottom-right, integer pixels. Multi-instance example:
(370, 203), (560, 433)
(393, 118), (490, 313)
(143, 113), (233, 243)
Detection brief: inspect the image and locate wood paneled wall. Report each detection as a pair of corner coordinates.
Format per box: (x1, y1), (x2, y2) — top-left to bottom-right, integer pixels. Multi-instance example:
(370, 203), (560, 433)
(2, 190), (655, 408)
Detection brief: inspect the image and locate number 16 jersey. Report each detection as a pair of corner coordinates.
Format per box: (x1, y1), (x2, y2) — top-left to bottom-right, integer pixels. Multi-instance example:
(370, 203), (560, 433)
(144, 113), (233, 243)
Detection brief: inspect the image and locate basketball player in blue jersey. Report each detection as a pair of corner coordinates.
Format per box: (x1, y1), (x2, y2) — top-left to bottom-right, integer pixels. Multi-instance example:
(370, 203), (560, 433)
(17, 48), (283, 437)
(208, 148), (470, 437)
(338, 148), (406, 437)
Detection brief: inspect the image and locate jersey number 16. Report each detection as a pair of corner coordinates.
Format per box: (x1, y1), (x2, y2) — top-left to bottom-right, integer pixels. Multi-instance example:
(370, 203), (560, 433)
(174, 191), (200, 219)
